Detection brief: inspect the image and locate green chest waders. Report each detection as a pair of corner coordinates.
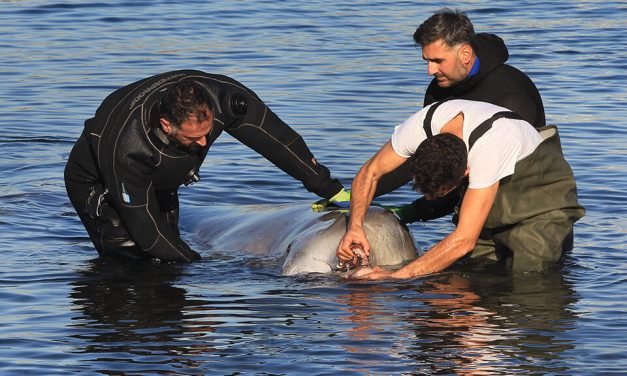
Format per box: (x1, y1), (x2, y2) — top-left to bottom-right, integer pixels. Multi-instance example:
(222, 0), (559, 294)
(466, 126), (585, 272)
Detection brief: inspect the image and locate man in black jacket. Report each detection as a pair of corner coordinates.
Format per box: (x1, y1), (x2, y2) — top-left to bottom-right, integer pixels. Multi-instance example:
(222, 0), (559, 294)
(419, 9), (545, 128)
(65, 70), (348, 263)
(379, 8), (547, 224)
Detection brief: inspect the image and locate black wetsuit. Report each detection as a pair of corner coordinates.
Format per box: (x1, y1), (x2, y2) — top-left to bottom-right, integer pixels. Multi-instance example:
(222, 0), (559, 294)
(377, 34), (546, 222)
(65, 70), (343, 262)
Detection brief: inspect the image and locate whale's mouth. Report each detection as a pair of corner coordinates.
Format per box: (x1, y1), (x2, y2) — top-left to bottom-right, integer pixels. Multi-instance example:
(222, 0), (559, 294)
(335, 245), (370, 272)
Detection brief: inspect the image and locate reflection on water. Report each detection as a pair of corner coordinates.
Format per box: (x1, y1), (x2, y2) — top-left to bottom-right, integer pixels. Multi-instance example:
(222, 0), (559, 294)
(69, 260), (212, 372)
(338, 272), (577, 375)
(68, 260), (578, 374)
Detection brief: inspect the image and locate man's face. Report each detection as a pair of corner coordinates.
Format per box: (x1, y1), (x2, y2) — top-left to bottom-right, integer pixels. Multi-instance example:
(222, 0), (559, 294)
(173, 114), (213, 147)
(420, 166), (470, 200)
(161, 108), (213, 150)
(421, 39), (470, 88)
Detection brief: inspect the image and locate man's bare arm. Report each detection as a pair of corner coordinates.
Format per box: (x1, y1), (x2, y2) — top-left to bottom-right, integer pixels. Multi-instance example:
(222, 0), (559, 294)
(394, 183), (499, 277)
(337, 141), (408, 261)
(351, 182), (500, 280)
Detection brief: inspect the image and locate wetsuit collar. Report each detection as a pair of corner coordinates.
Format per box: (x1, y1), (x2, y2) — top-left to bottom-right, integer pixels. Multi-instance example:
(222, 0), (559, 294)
(153, 127), (170, 145)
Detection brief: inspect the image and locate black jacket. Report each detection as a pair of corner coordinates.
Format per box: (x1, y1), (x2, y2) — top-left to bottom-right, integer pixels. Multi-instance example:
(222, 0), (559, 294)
(65, 70), (342, 261)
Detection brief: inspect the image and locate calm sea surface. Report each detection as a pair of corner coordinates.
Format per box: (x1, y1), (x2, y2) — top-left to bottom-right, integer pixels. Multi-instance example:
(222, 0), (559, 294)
(1, 1), (626, 374)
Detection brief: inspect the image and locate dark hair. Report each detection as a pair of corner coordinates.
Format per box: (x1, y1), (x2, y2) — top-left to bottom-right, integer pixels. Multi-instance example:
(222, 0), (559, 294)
(409, 133), (468, 198)
(413, 8), (475, 48)
(159, 80), (213, 128)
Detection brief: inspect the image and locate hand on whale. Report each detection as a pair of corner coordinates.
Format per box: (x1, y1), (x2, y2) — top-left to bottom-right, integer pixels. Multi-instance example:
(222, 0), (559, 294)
(344, 266), (394, 280)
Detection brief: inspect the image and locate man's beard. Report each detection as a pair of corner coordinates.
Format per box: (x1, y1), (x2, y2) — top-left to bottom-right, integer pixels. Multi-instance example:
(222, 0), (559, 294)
(169, 137), (205, 155)
(436, 60), (469, 88)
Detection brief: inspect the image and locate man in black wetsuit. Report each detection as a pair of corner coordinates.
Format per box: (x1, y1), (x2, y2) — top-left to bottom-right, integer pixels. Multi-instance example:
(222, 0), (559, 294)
(65, 70), (348, 263)
(380, 8), (547, 224)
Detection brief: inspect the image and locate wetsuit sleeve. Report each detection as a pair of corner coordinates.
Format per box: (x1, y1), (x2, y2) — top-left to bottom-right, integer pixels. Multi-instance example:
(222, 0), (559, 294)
(224, 93), (344, 199)
(371, 159), (411, 197)
(105, 122), (200, 262)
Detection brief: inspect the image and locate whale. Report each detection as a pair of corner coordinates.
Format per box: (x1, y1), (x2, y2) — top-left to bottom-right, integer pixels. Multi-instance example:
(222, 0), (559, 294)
(181, 204), (418, 275)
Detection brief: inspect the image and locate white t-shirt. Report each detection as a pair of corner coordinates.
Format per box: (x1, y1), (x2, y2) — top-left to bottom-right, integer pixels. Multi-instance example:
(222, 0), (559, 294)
(391, 99), (542, 189)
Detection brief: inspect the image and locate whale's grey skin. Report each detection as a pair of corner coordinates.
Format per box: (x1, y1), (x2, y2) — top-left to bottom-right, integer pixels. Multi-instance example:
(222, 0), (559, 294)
(181, 204), (418, 275)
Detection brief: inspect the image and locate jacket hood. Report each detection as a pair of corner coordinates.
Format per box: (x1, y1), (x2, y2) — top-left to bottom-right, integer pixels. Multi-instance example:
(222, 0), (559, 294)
(452, 33), (509, 94)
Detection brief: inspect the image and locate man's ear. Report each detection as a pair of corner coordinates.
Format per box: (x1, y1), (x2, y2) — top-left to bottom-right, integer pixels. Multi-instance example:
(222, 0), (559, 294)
(464, 167), (470, 177)
(160, 118), (172, 134)
(459, 44), (473, 65)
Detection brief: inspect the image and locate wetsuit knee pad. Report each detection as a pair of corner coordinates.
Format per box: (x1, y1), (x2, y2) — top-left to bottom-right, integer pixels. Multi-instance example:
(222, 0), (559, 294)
(96, 203), (148, 260)
(83, 187), (147, 260)
(97, 203), (130, 241)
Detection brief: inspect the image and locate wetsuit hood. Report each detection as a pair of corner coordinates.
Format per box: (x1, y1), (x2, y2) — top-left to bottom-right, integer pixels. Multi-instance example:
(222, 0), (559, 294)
(452, 33), (509, 95)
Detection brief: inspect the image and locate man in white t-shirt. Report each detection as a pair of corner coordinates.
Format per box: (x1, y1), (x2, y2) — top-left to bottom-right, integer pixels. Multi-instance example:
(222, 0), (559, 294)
(337, 99), (584, 278)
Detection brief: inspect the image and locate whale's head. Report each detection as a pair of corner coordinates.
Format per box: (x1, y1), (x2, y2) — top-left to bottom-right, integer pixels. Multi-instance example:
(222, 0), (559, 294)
(281, 207), (418, 276)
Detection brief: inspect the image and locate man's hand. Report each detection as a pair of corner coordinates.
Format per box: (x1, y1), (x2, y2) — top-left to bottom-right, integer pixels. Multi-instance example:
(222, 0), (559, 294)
(336, 226), (370, 262)
(311, 188), (351, 211)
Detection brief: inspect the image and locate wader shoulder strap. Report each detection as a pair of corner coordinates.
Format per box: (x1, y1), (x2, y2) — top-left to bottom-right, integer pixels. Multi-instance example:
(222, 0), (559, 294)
(422, 100), (448, 138)
(468, 111), (523, 150)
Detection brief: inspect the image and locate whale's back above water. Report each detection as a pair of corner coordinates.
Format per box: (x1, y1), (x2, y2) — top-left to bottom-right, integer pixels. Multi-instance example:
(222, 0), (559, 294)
(182, 204), (418, 275)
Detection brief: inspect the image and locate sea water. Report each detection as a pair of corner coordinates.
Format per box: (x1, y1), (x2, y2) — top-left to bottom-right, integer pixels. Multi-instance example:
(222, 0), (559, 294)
(1, 1), (626, 374)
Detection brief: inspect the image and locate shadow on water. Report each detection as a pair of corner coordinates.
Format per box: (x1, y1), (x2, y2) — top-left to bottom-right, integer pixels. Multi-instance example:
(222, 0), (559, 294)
(68, 259), (216, 373)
